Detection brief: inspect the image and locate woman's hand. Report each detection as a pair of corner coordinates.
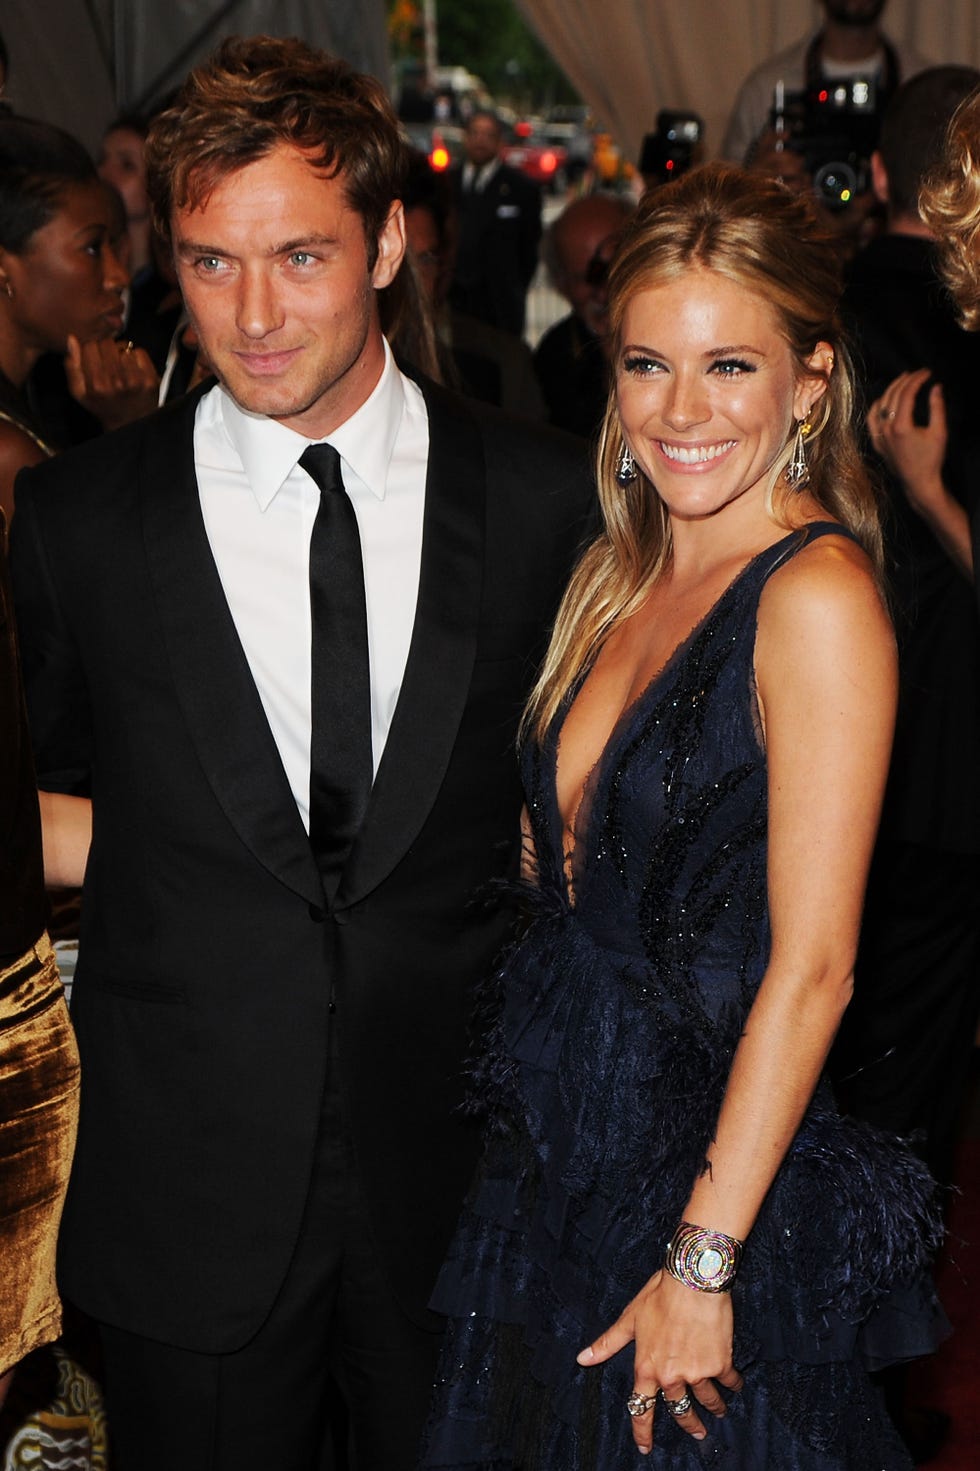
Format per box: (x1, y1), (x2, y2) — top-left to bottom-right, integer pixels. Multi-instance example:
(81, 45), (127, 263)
(65, 333), (159, 431)
(869, 369), (973, 578)
(576, 1270), (743, 1454)
(868, 368), (947, 512)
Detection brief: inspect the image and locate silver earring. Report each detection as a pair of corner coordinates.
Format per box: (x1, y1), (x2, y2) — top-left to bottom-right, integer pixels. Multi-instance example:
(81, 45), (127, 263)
(1, 279), (11, 301)
(614, 440), (637, 486)
(784, 418), (811, 488)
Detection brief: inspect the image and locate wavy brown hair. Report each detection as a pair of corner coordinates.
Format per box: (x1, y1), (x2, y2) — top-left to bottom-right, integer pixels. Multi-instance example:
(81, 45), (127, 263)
(524, 163), (881, 742)
(919, 84), (980, 329)
(144, 34), (405, 269)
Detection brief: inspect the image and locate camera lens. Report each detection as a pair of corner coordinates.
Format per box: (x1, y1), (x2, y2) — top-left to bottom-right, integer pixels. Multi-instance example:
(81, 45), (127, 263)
(813, 159), (859, 209)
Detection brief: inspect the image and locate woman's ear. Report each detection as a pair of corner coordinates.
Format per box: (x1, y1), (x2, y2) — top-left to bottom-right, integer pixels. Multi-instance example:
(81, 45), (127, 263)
(795, 340), (835, 421)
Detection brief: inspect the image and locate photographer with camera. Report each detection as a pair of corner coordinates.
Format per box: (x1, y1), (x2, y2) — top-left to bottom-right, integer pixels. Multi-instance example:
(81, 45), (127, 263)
(723, 2), (929, 227)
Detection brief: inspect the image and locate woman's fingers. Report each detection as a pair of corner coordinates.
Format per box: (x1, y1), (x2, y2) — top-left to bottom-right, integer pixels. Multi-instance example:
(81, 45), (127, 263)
(689, 1375), (727, 1416)
(659, 1382), (707, 1443)
(576, 1311), (634, 1366)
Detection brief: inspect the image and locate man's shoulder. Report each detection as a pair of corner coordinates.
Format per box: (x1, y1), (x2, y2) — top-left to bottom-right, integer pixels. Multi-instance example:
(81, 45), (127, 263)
(418, 372), (590, 487)
(493, 161), (540, 200)
(738, 35), (811, 99)
(534, 312), (584, 362)
(14, 390), (203, 532)
(420, 371), (567, 441)
(892, 37), (933, 82)
(845, 232), (935, 286)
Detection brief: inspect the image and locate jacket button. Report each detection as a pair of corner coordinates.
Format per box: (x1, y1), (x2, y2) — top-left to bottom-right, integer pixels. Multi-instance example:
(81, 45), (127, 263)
(334, 909), (350, 926)
(308, 903), (326, 922)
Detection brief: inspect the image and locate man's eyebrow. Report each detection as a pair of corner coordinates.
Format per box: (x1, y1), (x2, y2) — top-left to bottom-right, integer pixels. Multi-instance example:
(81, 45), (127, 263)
(174, 232), (339, 257)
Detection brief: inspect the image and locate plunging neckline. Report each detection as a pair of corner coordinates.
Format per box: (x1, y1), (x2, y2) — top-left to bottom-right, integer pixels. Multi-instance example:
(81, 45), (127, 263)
(549, 523), (844, 906)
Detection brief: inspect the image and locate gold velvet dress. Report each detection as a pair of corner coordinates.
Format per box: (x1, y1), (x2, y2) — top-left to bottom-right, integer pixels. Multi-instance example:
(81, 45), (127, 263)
(0, 514), (79, 1378)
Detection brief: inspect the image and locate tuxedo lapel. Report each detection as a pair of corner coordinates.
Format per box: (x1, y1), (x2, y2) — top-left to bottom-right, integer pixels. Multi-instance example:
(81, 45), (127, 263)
(337, 382), (485, 907)
(140, 392), (324, 911)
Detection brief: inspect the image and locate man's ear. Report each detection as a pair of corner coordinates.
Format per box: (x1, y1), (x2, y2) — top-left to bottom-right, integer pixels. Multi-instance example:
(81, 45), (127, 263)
(372, 201), (406, 290)
(870, 150), (889, 208)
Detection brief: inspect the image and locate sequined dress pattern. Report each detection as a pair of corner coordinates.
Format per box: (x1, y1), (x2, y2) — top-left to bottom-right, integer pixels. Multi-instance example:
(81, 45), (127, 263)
(422, 525), (944, 1470)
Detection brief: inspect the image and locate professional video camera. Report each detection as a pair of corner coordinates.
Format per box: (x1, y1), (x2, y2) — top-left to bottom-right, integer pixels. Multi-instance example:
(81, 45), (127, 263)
(769, 77), (882, 209)
(639, 110), (703, 185)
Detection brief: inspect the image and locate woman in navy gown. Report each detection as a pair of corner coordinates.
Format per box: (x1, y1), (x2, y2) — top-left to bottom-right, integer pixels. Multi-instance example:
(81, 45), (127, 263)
(422, 165), (944, 1469)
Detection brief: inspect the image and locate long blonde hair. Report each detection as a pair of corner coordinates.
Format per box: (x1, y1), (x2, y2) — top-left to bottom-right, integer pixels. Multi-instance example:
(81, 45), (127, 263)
(524, 163), (880, 743)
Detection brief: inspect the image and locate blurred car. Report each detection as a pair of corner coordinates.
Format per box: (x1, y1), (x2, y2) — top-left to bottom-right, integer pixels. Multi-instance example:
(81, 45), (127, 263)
(401, 120), (466, 173)
(501, 120), (568, 193)
(540, 120), (593, 186)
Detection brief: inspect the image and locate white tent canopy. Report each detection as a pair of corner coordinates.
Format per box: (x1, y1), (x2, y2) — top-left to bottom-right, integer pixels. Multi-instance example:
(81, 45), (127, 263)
(1, 0), (390, 153)
(4, 1), (980, 164)
(514, 0), (980, 164)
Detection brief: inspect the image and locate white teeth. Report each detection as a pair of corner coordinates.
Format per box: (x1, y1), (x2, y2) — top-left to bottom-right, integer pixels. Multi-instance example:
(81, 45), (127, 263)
(659, 440), (735, 464)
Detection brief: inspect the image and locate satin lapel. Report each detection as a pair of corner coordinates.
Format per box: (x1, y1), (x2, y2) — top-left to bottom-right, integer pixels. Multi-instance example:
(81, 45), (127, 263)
(139, 392), (324, 910)
(337, 381), (484, 907)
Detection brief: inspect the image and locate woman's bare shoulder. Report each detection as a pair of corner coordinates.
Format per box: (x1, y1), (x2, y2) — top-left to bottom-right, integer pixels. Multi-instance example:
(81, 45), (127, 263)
(759, 526), (887, 636)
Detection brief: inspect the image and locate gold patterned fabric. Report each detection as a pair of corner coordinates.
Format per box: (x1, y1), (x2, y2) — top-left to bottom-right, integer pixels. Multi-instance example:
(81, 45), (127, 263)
(0, 935), (80, 1376)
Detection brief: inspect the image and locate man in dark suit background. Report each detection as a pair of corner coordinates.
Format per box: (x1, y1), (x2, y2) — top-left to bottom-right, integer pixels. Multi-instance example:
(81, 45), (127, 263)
(448, 108), (542, 337)
(832, 67), (980, 1462)
(11, 36), (592, 1471)
(835, 63), (980, 1192)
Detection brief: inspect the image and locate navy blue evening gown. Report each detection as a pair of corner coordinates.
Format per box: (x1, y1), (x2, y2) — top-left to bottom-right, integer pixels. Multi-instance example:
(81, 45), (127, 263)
(422, 524), (945, 1470)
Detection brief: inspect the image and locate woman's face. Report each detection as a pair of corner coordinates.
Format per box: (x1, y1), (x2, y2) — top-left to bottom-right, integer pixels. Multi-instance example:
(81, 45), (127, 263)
(3, 179), (128, 352)
(616, 267), (829, 525)
(97, 126), (148, 225)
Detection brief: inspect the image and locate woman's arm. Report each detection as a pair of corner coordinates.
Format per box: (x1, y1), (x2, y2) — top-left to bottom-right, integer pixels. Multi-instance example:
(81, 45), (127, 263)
(39, 791), (92, 889)
(578, 537), (898, 1454)
(0, 422), (46, 525)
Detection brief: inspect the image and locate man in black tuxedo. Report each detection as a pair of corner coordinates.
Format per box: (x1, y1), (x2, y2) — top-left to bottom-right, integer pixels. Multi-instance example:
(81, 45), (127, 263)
(448, 109), (542, 337)
(11, 37), (592, 1471)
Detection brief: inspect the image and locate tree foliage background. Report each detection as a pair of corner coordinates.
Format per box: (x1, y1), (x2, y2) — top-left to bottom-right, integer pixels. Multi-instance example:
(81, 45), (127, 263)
(388, 0), (578, 109)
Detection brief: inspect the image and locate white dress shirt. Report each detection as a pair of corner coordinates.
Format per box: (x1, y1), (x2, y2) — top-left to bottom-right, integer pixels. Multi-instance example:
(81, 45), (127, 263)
(194, 342), (429, 832)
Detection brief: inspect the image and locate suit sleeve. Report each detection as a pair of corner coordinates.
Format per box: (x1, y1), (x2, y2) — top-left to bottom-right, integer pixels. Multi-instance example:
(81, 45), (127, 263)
(10, 469), (94, 794)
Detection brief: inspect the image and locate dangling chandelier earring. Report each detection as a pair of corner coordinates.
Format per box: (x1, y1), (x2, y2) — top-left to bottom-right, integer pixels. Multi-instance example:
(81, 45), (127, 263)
(614, 439), (637, 486)
(784, 417), (811, 488)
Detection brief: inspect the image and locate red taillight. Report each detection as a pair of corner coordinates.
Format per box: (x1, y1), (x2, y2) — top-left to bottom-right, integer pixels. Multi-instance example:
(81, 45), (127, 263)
(430, 146), (450, 171)
(540, 150), (557, 174)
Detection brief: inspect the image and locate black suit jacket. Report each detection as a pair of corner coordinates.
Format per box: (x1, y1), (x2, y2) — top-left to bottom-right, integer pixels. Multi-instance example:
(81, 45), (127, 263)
(449, 162), (542, 336)
(841, 234), (980, 852)
(11, 376), (593, 1352)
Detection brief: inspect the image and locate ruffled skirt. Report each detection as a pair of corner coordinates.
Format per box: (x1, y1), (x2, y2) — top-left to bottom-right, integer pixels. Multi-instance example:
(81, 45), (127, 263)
(423, 916), (946, 1469)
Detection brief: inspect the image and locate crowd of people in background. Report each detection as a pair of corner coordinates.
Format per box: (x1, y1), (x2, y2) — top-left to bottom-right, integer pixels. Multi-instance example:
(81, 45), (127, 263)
(1, 2), (980, 1467)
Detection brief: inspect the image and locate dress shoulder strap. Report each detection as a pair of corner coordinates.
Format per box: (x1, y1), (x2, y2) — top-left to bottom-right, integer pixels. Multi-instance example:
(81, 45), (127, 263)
(755, 520), (862, 587)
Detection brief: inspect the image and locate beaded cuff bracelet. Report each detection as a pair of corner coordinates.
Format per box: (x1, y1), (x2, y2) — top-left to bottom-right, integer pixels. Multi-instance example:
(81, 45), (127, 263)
(664, 1221), (744, 1293)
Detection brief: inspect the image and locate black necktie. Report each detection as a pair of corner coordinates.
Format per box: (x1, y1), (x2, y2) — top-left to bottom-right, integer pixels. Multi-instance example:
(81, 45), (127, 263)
(300, 443), (372, 895)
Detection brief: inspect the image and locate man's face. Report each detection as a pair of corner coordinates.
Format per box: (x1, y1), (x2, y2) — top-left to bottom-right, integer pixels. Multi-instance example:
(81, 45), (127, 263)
(556, 206), (628, 340)
(172, 143), (404, 438)
(464, 115), (501, 168)
(821, 0), (887, 25)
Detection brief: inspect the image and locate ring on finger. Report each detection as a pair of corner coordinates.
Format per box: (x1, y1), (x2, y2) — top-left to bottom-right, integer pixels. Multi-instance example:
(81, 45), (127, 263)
(661, 1390), (693, 1416)
(627, 1391), (658, 1417)
(878, 406), (895, 420)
